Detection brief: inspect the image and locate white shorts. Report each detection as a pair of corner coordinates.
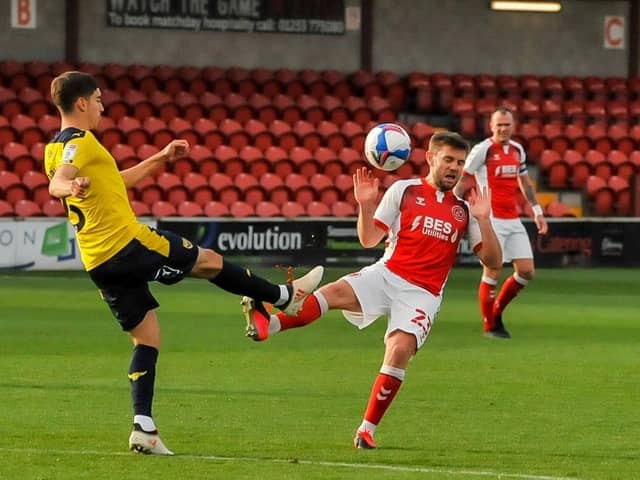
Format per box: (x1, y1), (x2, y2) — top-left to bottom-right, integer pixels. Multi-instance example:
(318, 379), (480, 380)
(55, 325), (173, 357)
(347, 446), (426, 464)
(491, 217), (533, 263)
(341, 262), (441, 350)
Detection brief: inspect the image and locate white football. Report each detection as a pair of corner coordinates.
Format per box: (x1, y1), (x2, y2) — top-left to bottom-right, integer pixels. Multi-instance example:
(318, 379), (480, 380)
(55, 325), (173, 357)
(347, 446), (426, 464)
(364, 123), (412, 171)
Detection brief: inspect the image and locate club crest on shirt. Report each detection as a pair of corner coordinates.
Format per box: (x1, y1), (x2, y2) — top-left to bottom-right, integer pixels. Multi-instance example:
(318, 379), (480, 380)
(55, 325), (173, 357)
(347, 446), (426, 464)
(62, 143), (78, 164)
(451, 205), (467, 223)
(415, 196), (425, 206)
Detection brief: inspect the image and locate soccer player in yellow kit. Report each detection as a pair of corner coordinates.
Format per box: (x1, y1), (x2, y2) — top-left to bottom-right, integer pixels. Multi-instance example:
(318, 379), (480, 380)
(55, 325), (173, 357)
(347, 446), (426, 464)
(45, 71), (323, 455)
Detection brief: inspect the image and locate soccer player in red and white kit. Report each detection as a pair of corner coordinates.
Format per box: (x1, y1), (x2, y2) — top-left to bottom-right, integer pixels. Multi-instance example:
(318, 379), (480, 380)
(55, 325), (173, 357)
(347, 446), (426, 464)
(241, 131), (502, 449)
(455, 107), (548, 339)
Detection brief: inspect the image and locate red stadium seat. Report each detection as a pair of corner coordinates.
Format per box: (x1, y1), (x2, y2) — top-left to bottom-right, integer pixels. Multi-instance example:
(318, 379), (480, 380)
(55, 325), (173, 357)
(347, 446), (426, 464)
(255, 201), (281, 217)
(129, 199), (151, 216)
(564, 149), (591, 189)
(183, 172), (214, 207)
(22, 170), (51, 206)
(148, 200), (175, 217)
(545, 200), (574, 218)
(41, 198), (65, 217)
(14, 199), (42, 217)
(230, 201), (255, 218)
(332, 201), (356, 217)
(177, 201), (204, 217)
(608, 175), (631, 216)
(157, 172), (188, 207)
(585, 150), (612, 180)
(306, 201), (331, 217)
(0, 199), (13, 216)
(281, 200), (306, 218)
(204, 201), (231, 217)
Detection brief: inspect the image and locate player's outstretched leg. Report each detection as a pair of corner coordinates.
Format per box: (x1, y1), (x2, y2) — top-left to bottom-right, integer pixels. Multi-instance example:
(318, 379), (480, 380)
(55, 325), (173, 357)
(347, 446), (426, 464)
(129, 425), (174, 455)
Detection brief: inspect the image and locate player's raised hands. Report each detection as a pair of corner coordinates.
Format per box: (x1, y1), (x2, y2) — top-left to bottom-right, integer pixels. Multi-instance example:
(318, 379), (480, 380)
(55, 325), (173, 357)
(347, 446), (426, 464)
(468, 186), (491, 220)
(161, 139), (190, 162)
(353, 167), (379, 207)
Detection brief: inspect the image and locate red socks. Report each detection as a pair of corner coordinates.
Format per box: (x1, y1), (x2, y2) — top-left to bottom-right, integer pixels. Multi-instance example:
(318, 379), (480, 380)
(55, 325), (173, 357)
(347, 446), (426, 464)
(494, 274), (526, 317)
(277, 294), (322, 331)
(363, 369), (403, 426)
(478, 278), (497, 332)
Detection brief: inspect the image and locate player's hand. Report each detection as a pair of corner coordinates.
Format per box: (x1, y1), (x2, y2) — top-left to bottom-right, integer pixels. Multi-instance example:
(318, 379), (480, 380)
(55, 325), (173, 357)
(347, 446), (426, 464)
(468, 186), (491, 220)
(535, 214), (548, 234)
(70, 176), (90, 199)
(161, 139), (190, 162)
(353, 167), (379, 207)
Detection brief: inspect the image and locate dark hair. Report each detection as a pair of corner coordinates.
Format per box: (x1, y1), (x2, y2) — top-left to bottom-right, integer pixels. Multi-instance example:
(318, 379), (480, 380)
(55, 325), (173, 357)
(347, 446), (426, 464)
(428, 131), (469, 153)
(51, 71), (98, 113)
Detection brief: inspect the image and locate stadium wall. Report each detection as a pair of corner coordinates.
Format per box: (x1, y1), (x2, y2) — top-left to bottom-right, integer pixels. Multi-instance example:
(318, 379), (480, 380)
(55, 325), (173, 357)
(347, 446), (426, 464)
(0, 0), (632, 76)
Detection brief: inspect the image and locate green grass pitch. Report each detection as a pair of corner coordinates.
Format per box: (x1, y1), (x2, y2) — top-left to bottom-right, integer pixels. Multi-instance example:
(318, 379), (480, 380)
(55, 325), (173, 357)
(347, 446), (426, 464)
(0, 267), (637, 479)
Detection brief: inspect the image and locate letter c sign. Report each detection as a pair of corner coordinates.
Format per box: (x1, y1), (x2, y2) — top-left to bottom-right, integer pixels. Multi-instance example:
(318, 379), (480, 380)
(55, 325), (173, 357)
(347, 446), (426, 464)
(604, 16), (624, 50)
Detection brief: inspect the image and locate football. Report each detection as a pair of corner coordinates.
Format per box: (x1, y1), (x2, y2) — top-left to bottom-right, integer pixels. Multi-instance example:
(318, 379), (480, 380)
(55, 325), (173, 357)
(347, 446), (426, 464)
(363, 123), (412, 171)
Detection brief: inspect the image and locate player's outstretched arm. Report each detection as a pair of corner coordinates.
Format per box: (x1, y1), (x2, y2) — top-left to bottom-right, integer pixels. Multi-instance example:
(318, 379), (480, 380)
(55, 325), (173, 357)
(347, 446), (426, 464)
(353, 167), (385, 248)
(120, 139), (189, 188)
(468, 186), (502, 269)
(49, 164), (90, 199)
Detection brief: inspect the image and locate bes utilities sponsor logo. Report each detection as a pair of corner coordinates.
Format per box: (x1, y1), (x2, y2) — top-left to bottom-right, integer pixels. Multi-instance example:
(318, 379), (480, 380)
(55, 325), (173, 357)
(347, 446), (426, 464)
(217, 226), (302, 251)
(410, 215), (458, 242)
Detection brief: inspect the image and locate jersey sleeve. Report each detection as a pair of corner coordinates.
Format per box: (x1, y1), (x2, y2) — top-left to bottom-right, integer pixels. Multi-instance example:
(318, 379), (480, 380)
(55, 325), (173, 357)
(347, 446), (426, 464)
(373, 181), (403, 231)
(463, 141), (489, 175)
(513, 141), (528, 176)
(465, 207), (483, 252)
(61, 136), (93, 171)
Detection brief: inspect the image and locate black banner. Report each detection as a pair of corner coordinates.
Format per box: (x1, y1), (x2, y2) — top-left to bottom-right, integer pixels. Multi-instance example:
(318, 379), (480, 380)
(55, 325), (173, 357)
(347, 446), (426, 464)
(106, 0), (345, 34)
(159, 218), (640, 268)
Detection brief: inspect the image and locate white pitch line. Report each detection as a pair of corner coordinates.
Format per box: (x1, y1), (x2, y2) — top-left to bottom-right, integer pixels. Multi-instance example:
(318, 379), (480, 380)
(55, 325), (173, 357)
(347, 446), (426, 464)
(0, 447), (584, 480)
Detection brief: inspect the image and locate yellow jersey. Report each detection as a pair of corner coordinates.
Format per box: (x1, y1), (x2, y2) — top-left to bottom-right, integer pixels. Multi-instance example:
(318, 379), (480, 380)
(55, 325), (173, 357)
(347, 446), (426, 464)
(44, 128), (149, 270)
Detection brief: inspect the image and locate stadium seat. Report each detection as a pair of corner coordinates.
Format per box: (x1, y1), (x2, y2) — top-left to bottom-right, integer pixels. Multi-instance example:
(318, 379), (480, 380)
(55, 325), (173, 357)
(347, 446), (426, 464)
(168, 117), (199, 148)
(12, 113), (43, 148)
(607, 175), (631, 216)
(230, 201), (255, 218)
(255, 201), (281, 217)
(151, 200), (177, 217)
(22, 170), (51, 206)
(289, 146), (318, 178)
(235, 172), (265, 207)
(306, 201), (331, 217)
(264, 145), (294, 178)
(585, 175), (614, 215)
(331, 201), (356, 217)
(317, 120), (346, 153)
(322, 96), (349, 126)
(182, 172), (214, 207)
(0, 199), (13, 216)
(156, 172), (188, 207)
(259, 172), (288, 206)
(564, 149), (591, 189)
(4, 141), (35, 176)
(210, 172), (241, 207)
(293, 120), (322, 152)
(128, 199), (151, 216)
(539, 149), (568, 189)
(545, 200), (574, 218)
(187, 144), (217, 176)
(137, 176), (163, 206)
(281, 200), (306, 218)
(13, 197), (41, 217)
(219, 118), (250, 151)
(111, 143), (138, 168)
(204, 200), (231, 217)
(585, 149), (612, 180)
(244, 118), (273, 151)
(37, 114), (60, 140)
(341, 121), (366, 152)
(240, 145), (269, 178)
(177, 200), (204, 217)
(269, 119), (297, 152)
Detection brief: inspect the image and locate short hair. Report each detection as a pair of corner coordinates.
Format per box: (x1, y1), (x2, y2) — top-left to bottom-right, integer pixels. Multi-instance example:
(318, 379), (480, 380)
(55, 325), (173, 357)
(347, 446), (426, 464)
(51, 71), (98, 113)
(492, 106), (515, 118)
(428, 131), (469, 154)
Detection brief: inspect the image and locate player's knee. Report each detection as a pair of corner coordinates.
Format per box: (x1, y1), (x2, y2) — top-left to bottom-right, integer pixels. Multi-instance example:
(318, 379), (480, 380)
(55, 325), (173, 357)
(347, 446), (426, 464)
(190, 248), (224, 279)
(517, 267), (535, 281)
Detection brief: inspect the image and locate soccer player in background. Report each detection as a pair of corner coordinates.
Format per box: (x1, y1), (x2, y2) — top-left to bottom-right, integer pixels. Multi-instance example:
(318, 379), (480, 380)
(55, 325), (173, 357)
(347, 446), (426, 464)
(454, 107), (548, 338)
(44, 71), (324, 455)
(241, 132), (502, 449)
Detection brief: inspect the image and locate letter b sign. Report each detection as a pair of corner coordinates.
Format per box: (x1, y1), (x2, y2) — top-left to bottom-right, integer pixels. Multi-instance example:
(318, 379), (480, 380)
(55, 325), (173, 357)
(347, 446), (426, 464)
(12, 0), (36, 29)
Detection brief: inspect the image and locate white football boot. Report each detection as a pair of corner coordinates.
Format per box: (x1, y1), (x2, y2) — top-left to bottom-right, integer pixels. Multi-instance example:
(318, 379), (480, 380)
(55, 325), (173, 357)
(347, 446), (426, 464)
(129, 426), (174, 455)
(282, 266), (324, 316)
